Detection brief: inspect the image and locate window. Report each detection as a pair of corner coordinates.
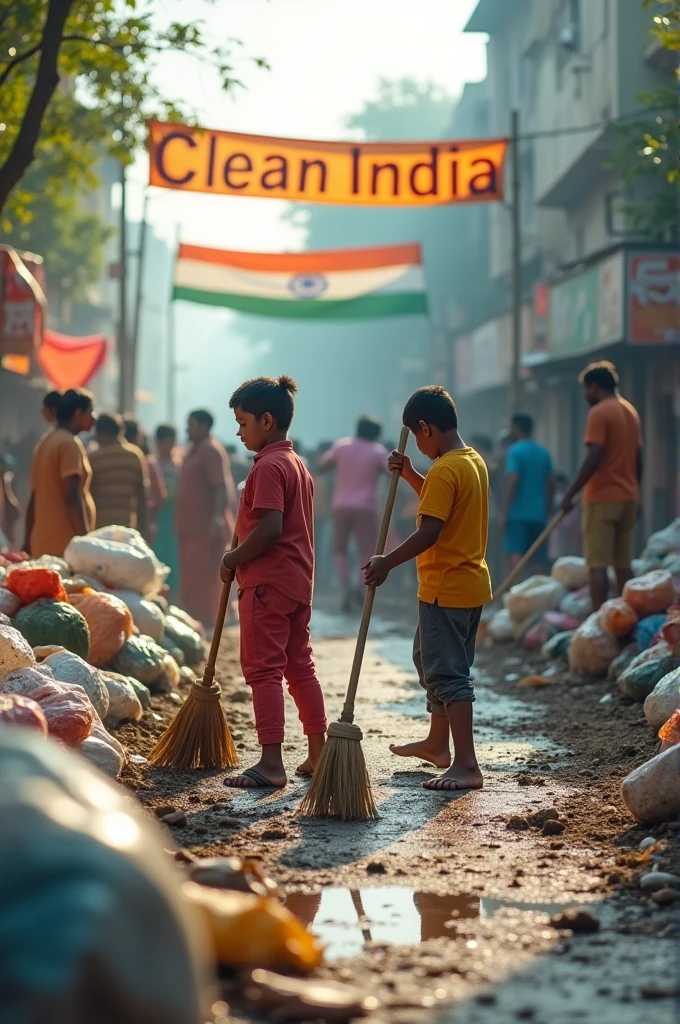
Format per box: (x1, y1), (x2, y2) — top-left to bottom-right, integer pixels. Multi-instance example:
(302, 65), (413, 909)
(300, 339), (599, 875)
(557, 0), (581, 70)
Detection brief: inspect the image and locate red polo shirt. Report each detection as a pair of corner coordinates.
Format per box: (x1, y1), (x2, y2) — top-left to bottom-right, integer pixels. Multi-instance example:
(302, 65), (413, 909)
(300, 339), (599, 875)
(235, 440), (315, 605)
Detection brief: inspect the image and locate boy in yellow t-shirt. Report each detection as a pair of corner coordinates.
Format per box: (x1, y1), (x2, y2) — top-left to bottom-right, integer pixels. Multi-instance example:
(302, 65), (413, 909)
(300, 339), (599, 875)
(364, 386), (492, 793)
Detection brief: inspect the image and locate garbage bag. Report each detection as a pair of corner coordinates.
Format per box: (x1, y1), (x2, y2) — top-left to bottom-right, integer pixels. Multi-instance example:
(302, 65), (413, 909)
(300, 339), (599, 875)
(607, 645), (638, 681)
(90, 525), (169, 595)
(643, 518), (680, 560)
(488, 608), (514, 642)
(69, 591), (133, 667)
(559, 587), (592, 623)
(65, 534), (160, 595)
(0, 693), (48, 735)
(110, 589), (165, 641)
(635, 614), (668, 651)
(541, 630), (574, 660)
(621, 744), (680, 824)
(623, 570), (675, 618)
(643, 666), (680, 731)
(0, 622), (35, 677)
(0, 729), (212, 1023)
(568, 613), (620, 677)
(551, 556), (588, 591)
(619, 654), (674, 703)
(659, 709), (680, 751)
(524, 618), (561, 650)
(504, 576), (566, 623)
(599, 598), (638, 638)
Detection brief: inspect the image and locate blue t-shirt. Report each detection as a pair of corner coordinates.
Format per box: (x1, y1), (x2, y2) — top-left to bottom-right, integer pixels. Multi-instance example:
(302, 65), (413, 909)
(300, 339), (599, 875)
(505, 439), (553, 523)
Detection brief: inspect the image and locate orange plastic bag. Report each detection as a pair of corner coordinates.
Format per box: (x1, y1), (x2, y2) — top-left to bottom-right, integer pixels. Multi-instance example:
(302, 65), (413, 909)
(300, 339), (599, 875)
(623, 571), (675, 618)
(69, 592), (133, 667)
(599, 598), (638, 638)
(5, 566), (67, 605)
(659, 709), (680, 751)
(182, 881), (323, 972)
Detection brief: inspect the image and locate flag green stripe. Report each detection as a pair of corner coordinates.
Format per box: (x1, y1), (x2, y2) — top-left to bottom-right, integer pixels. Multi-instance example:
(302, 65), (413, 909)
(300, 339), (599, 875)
(172, 286), (428, 318)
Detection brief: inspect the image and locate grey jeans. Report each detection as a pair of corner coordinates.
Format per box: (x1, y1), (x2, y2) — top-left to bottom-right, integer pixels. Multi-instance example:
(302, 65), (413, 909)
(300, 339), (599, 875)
(413, 601), (482, 716)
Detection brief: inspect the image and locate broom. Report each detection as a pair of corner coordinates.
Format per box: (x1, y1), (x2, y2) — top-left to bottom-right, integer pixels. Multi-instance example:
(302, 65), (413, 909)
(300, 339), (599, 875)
(299, 426), (410, 821)
(148, 534), (239, 770)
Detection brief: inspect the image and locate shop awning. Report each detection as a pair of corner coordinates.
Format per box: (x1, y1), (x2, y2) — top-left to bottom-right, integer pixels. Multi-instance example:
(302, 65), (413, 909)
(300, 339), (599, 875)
(37, 329), (108, 390)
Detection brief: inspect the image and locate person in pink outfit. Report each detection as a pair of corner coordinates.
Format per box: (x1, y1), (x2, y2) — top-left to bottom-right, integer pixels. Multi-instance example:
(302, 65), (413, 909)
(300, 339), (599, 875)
(319, 415), (388, 611)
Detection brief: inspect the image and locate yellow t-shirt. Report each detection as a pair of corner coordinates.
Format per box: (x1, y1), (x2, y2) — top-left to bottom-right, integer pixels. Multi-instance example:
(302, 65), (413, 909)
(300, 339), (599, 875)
(30, 427), (96, 557)
(416, 447), (492, 609)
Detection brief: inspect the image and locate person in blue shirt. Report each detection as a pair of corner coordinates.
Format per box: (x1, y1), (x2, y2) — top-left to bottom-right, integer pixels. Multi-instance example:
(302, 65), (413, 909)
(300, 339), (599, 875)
(499, 414), (555, 575)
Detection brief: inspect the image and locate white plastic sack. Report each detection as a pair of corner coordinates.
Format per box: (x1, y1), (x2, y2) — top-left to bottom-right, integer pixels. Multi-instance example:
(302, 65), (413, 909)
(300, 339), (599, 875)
(551, 556), (588, 591)
(0, 588), (21, 618)
(621, 744), (680, 824)
(643, 667), (680, 731)
(65, 535), (159, 595)
(503, 576), (566, 623)
(0, 623), (35, 678)
(568, 613), (620, 677)
(90, 526), (169, 594)
(43, 650), (109, 719)
(560, 587), (592, 623)
(100, 672), (143, 729)
(488, 608), (515, 642)
(643, 518), (680, 560)
(110, 590), (165, 640)
(78, 735), (125, 778)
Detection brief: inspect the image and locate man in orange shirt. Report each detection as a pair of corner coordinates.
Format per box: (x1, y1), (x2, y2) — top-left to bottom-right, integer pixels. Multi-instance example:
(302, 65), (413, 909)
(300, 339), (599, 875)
(561, 361), (642, 610)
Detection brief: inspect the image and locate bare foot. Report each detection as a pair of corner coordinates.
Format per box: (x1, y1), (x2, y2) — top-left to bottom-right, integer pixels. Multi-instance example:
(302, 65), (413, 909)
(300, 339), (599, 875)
(296, 732), (326, 777)
(422, 763), (484, 792)
(224, 763), (287, 789)
(390, 740), (451, 769)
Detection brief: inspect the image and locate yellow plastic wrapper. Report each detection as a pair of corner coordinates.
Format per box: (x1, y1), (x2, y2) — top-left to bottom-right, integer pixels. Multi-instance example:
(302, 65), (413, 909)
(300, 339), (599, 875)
(182, 881), (324, 972)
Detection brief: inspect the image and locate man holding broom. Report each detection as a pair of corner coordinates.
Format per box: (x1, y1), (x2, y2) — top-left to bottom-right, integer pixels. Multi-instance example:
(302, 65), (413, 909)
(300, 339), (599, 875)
(363, 386), (491, 793)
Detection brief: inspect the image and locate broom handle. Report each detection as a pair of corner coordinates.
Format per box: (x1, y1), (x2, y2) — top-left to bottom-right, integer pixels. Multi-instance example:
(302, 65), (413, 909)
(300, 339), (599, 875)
(492, 511), (565, 602)
(340, 426), (409, 724)
(201, 532), (238, 687)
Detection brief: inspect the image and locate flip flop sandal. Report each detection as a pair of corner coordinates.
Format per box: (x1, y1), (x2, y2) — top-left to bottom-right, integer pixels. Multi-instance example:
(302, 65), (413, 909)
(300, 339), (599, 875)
(224, 767), (286, 789)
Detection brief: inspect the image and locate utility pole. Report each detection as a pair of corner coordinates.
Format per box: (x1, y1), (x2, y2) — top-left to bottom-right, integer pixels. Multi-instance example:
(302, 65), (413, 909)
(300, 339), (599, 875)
(509, 109), (522, 415)
(117, 161), (129, 413)
(130, 187), (148, 415)
(167, 224), (180, 423)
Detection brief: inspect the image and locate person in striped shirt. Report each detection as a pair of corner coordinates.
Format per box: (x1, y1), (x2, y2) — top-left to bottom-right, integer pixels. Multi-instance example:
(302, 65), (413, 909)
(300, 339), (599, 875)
(88, 413), (149, 536)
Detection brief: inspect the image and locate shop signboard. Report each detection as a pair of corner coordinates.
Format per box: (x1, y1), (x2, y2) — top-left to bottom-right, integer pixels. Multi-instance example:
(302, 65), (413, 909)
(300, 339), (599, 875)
(597, 251), (624, 346)
(549, 265), (599, 355)
(628, 253), (680, 344)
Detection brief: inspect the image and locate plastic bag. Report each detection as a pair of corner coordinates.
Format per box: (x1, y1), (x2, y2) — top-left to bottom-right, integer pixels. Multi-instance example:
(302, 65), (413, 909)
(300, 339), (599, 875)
(607, 645), (638, 681)
(488, 608), (514, 642)
(599, 598), (638, 638)
(65, 535), (160, 595)
(568, 613), (620, 677)
(551, 556), (588, 591)
(504, 576), (566, 623)
(619, 655), (674, 702)
(39, 683), (96, 745)
(110, 589), (165, 641)
(0, 729), (211, 1023)
(89, 526), (169, 595)
(524, 619), (560, 650)
(559, 587), (592, 623)
(623, 570), (675, 618)
(43, 650), (109, 718)
(100, 672), (143, 729)
(544, 610), (580, 631)
(0, 588), (21, 618)
(622, 745), (680, 824)
(635, 614), (668, 651)
(643, 666), (680, 731)
(111, 635), (166, 685)
(182, 880), (323, 972)
(70, 591), (133, 667)
(643, 518), (680, 560)
(13, 599), (90, 660)
(0, 622), (35, 678)
(0, 693), (47, 735)
(659, 710), (680, 751)
(5, 566), (67, 605)
(541, 630), (574, 660)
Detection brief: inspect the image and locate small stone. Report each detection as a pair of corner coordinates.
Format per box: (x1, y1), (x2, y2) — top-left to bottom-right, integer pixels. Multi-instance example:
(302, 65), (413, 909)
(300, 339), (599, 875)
(542, 819), (566, 836)
(651, 888), (679, 905)
(219, 816), (244, 828)
(154, 804), (177, 818)
(639, 872), (680, 893)
(641, 985), (680, 999)
(506, 815), (530, 831)
(366, 860), (386, 874)
(476, 992), (496, 1005)
(261, 829), (287, 841)
(160, 810), (187, 827)
(527, 807), (560, 828)
(550, 909), (600, 933)
(515, 1008), (535, 1019)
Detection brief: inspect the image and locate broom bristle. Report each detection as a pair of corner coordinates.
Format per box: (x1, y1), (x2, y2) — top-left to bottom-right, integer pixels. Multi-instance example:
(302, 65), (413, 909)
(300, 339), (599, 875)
(148, 682), (238, 770)
(298, 724), (378, 821)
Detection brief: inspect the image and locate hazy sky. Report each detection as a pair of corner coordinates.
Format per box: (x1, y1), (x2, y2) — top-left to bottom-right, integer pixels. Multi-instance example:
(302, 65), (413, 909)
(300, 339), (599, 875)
(130, 0), (488, 434)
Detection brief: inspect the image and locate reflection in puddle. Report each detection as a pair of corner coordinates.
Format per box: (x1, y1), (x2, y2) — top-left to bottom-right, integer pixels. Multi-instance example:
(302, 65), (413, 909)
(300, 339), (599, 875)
(284, 887), (569, 960)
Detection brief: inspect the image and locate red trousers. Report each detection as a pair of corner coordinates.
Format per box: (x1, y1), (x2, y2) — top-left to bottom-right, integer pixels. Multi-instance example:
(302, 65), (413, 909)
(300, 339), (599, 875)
(332, 507), (379, 587)
(238, 585), (327, 746)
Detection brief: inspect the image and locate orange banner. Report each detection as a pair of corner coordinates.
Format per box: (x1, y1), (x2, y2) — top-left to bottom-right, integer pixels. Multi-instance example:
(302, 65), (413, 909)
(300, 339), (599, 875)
(148, 121), (508, 206)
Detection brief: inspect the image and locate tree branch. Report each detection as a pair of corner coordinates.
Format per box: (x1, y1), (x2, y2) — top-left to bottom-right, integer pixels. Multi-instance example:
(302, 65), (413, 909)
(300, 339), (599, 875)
(0, 42), (43, 90)
(0, 0), (76, 216)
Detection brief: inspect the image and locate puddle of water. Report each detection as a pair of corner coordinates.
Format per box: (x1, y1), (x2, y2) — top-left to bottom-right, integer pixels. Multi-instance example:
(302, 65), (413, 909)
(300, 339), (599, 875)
(284, 887), (569, 959)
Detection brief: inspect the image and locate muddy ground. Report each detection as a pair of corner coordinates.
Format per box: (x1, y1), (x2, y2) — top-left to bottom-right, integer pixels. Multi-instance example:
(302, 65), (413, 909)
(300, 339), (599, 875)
(119, 595), (679, 1024)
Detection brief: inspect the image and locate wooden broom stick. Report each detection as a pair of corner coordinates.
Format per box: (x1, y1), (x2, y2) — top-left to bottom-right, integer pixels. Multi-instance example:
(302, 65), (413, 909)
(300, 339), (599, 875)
(492, 511), (565, 603)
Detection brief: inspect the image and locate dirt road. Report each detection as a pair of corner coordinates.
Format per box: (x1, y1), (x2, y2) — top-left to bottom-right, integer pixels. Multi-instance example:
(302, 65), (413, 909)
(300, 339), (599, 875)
(122, 600), (679, 1024)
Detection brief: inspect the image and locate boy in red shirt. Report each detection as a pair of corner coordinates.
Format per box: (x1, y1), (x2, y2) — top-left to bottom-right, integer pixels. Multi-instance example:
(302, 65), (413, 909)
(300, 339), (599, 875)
(221, 376), (327, 788)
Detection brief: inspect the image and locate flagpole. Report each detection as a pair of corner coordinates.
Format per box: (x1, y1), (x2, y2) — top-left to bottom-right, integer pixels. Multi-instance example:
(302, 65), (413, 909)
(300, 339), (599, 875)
(130, 187), (149, 416)
(167, 224), (180, 424)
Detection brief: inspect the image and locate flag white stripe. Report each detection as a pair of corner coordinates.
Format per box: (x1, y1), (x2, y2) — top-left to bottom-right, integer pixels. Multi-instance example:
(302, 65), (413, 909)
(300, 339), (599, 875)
(174, 259), (424, 301)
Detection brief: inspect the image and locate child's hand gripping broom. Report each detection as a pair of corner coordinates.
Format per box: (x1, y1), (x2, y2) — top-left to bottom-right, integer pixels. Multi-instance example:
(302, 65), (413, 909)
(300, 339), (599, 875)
(148, 535), (239, 770)
(299, 427), (409, 821)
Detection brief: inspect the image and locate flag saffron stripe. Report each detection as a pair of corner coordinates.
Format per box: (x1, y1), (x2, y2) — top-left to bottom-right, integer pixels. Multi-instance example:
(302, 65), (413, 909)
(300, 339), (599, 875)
(177, 242), (422, 273)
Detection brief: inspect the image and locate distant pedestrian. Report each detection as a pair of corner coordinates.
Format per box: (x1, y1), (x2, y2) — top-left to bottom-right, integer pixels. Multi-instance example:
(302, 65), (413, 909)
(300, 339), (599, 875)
(499, 414), (555, 576)
(152, 424), (182, 599)
(175, 409), (236, 628)
(561, 361), (642, 610)
(124, 417), (166, 517)
(24, 389), (96, 557)
(88, 413), (149, 535)
(41, 390), (61, 427)
(318, 414), (388, 612)
(312, 442), (333, 585)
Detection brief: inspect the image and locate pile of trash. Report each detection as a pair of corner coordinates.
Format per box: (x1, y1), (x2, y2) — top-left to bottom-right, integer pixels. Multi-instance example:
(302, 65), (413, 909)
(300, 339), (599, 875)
(0, 526), (206, 778)
(490, 518), (680, 827)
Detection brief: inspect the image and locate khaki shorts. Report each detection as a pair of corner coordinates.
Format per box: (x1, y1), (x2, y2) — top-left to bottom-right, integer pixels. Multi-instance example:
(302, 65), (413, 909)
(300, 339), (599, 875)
(582, 501), (638, 570)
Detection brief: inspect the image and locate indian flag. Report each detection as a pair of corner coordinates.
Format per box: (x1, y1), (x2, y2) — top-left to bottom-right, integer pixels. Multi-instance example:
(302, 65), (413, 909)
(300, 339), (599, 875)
(172, 242), (428, 319)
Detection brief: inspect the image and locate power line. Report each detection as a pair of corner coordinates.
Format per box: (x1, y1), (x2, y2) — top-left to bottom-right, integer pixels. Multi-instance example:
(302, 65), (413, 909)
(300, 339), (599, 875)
(518, 106), (675, 142)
